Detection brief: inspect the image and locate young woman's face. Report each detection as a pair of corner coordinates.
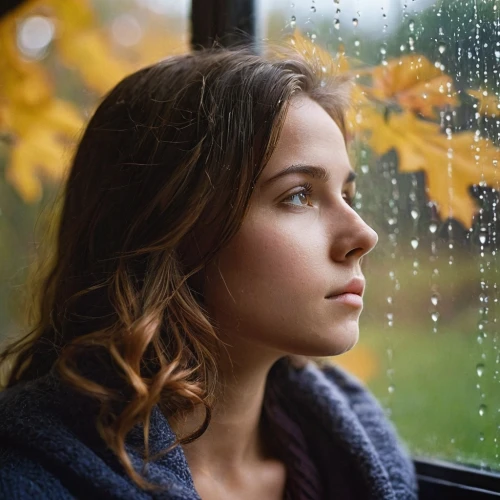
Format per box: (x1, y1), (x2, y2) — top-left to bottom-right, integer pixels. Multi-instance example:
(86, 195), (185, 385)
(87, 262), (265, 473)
(204, 96), (378, 358)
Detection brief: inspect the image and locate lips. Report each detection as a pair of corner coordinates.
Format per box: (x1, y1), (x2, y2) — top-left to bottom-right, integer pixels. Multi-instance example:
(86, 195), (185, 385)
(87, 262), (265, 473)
(326, 277), (365, 299)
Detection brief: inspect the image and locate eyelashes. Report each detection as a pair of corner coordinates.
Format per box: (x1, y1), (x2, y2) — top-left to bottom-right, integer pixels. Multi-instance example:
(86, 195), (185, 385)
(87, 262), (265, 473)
(281, 183), (355, 208)
(282, 182), (314, 207)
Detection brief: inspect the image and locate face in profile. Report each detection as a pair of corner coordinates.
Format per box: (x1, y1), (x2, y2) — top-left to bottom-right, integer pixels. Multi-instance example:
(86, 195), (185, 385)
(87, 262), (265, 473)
(203, 96), (378, 360)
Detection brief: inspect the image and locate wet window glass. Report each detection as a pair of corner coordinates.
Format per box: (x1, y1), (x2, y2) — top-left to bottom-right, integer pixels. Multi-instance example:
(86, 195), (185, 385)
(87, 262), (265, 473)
(259, 0), (500, 472)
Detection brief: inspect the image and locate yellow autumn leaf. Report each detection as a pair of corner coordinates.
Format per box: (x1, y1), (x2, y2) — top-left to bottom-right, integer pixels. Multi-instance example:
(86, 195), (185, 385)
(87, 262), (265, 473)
(368, 55), (458, 118)
(285, 29), (350, 72)
(467, 89), (500, 118)
(363, 109), (500, 227)
(45, 0), (135, 94)
(5, 99), (82, 202)
(0, 0), (84, 201)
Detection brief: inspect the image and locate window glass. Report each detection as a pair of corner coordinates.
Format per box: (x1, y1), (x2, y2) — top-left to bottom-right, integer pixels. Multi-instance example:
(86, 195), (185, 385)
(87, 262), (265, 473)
(259, 0), (500, 472)
(0, 0), (189, 353)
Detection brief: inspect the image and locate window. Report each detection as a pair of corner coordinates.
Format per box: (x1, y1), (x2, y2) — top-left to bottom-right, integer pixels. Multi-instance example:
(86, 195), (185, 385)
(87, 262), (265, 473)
(2, 0), (499, 496)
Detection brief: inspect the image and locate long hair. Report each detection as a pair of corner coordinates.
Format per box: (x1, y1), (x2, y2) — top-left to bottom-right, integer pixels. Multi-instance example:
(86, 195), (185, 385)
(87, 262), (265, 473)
(0, 46), (351, 489)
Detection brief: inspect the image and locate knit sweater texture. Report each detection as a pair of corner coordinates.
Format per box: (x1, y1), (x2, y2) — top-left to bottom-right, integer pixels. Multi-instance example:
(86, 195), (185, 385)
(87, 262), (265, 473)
(0, 358), (418, 499)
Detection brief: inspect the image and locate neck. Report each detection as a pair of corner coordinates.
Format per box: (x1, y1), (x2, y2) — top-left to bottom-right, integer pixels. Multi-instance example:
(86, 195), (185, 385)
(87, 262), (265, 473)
(169, 343), (283, 476)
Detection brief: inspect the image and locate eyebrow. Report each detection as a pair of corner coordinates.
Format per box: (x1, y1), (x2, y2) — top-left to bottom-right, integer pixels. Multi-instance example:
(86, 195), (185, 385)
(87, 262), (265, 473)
(261, 164), (357, 187)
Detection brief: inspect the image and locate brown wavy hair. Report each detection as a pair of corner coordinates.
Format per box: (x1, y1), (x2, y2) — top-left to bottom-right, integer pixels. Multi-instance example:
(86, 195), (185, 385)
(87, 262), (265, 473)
(0, 46), (351, 490)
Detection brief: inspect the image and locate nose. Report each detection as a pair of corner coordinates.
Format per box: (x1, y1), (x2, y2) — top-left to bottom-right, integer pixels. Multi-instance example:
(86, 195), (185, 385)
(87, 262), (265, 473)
(329, 205), (378, 262)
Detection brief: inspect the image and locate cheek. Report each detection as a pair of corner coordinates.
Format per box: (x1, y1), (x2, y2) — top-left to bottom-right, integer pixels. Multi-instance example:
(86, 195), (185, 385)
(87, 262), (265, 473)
(211, 214), (324, 303)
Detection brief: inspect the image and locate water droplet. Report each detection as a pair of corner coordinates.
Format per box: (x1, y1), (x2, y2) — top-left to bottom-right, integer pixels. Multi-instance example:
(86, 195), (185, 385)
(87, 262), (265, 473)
(477, 363), (485, 377)
(429, 222), (438, 234)
(431, 311), (440, 322)
(410, 209), (419, 219)
(334, 19), (340, 30)
(438, 43), (446, 54)
(479, 432), (485, 441)
(388, 384), (395, 394)
(431, 294), (439, 306)
(387, 296), (393, 305)
(479, 404), (487, 417)
(411, 237), (419, 249)
(495, 50), (500, 58)
(409, 20), (415, 32)
(354, 38), (360, 47)
(310, 5), (316, 12)
(360, 164), (369, 174)
(479, 227), (488, 245)
(380, 46), (387, 55)
(352, 18), (358, 26)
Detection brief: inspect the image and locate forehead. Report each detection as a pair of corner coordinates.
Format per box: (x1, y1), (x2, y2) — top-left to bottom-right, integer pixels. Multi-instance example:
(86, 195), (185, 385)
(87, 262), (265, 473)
(262, 95), (350, 178)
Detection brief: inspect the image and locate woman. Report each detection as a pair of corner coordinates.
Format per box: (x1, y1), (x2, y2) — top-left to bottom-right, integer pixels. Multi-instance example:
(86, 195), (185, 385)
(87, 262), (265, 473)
(0, 47), (417, 499)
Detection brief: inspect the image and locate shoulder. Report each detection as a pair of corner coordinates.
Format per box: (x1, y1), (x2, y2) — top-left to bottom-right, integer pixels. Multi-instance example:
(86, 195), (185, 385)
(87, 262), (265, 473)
(318, 362), (418, 498)
(0, 446), (73, 500)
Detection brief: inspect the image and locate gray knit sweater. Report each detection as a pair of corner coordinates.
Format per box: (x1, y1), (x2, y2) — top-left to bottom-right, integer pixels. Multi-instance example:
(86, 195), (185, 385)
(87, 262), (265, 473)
(0, 358), (418, 499)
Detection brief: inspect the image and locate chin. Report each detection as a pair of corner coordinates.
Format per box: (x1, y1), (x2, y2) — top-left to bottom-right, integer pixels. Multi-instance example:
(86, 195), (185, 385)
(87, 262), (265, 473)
(286, 326), (360, 358)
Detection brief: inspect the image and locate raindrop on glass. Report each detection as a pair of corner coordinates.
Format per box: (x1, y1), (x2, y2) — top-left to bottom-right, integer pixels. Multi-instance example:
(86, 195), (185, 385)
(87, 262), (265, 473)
(479, 404), (487, 417)
(411, 237), (419, 250)
(479, 226), (488, 245)
(408, 20), (415, 32)
(310, 6), (316, 13)
(431, 294), (439, 306)
(334, 19), (340, 30)
(360, 164), (369, 174)
(410, 209), (419, 220)
(388, 384), (395, 394)
(438, 43), (446, 54)
(429, 222), (438, 234)
(431, 311), (440, 322)
(477, 363), (485, 377)
(352, 18), (358, 27)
